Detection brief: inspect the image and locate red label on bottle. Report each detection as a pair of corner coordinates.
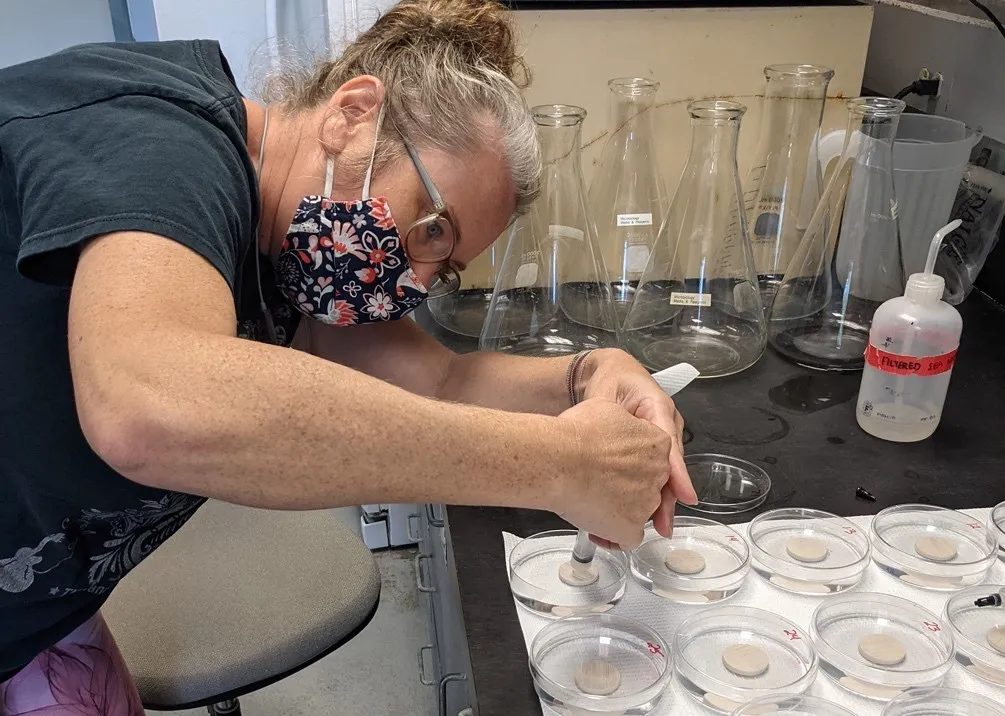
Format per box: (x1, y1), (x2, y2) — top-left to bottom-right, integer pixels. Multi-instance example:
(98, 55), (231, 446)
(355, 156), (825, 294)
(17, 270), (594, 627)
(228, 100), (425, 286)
(865, 345), (957, 377)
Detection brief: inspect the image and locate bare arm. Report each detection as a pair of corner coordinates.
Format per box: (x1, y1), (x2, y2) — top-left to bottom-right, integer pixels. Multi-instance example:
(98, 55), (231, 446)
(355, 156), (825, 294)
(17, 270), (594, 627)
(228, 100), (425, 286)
(298, 319), (574, 414)
(69, 232), (577, 511)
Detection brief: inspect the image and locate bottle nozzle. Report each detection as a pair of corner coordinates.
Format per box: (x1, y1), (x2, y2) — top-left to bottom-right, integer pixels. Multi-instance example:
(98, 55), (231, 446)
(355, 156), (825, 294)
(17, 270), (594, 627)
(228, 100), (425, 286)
(924, 219), (962, 276)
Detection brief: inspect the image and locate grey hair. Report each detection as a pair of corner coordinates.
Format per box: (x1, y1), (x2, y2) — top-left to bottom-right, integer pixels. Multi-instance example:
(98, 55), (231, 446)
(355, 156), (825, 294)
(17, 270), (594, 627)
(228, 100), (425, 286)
(263, 0), (541, 215)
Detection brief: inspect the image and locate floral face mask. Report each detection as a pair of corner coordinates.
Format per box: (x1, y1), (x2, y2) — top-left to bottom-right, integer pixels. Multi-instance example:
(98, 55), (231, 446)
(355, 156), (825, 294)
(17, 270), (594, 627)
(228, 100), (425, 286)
(275, 108), (429, 325)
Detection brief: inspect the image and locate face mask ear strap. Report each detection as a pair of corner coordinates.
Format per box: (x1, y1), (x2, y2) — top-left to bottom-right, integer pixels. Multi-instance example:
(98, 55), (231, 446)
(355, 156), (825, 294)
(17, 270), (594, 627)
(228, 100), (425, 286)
(361, 103), (386, 199)
(323, 157), (335, 198)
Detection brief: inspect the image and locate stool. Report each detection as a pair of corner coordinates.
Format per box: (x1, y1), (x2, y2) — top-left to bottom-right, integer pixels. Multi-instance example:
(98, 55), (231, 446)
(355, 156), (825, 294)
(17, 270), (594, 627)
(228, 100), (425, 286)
(102, 500), (381, 714)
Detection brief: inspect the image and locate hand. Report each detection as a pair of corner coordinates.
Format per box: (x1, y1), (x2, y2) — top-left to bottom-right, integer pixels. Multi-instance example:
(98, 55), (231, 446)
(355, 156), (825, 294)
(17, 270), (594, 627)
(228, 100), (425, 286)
(579, 349), (697, 539)
(553, 398), (674, 550)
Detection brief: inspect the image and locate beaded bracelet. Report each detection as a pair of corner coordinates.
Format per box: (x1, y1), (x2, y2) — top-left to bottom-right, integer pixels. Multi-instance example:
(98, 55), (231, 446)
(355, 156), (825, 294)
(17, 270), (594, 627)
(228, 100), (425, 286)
(565, 349), (595, 407)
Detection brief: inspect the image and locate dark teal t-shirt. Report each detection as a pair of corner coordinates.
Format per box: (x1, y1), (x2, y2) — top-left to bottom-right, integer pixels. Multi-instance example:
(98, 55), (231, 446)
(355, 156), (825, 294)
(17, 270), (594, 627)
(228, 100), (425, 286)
(0, 39), (298, 679)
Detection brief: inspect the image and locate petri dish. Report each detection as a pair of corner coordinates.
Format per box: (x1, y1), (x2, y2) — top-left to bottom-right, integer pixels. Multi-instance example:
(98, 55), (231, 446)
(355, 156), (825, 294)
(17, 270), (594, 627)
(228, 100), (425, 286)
(881, 687), (1005, 716)
(631, 518), (750, 604)
(509, 530), (628, 618)
(674, 606), (817, 713)
(749, 508), (871, 595)
(871, 505), (997, 590)
(732, 694), (857, 716)
(944, 584), (1005, 686)
(530, 614), (673, 716)
(811, 592), (955, 700)
(991, 501), (1005, 562)
(682, 454), (771, 514)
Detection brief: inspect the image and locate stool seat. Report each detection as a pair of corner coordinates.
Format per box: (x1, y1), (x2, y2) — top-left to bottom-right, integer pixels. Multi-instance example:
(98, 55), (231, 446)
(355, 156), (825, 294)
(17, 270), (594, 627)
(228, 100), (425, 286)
(102, 500), (380, 710)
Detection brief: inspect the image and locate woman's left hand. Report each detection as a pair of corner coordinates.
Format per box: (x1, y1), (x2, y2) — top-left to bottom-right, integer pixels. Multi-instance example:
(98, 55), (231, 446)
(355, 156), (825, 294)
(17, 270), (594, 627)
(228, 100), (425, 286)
(579, 349), (697, 543)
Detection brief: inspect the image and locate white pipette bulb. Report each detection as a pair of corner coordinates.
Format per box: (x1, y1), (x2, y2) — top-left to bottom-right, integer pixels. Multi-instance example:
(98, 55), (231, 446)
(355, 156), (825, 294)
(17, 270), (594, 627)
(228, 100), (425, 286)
(905, 219), (963, 305)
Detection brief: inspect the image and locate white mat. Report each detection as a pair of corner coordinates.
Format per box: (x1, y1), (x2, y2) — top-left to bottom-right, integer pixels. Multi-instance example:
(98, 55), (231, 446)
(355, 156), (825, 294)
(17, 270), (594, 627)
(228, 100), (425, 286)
(502, 508), (1005, 716)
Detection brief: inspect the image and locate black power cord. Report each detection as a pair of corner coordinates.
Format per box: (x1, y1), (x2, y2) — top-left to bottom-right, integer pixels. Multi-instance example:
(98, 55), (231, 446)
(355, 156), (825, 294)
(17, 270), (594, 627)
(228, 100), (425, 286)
(893, 77), (942, 100)
(965, 0), (1005, 40)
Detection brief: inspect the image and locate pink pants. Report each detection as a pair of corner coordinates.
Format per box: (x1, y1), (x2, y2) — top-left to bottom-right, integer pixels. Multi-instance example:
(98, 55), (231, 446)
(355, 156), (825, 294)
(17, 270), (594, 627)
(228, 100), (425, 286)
(0, 613), (143, 716)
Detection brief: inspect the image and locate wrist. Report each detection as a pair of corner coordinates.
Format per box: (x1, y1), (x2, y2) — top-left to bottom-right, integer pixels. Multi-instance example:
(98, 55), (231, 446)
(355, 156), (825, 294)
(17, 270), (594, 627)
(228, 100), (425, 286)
(580, 348), (633, 401)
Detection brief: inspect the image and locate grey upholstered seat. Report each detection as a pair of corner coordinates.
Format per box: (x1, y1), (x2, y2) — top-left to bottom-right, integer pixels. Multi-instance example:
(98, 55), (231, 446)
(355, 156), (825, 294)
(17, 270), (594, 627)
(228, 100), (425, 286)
(102, 499), (381, 710)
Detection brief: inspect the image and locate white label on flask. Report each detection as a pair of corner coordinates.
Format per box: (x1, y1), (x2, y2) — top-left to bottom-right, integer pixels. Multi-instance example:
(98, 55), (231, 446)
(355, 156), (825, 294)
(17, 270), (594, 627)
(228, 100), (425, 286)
(616, 213), (654, 227)
(514, 263), (538, 288)
(670, 292), (712, 307)
(626, 245), (650, 274)
(890, 199), (899, 220)
(549, 224), (585, 241)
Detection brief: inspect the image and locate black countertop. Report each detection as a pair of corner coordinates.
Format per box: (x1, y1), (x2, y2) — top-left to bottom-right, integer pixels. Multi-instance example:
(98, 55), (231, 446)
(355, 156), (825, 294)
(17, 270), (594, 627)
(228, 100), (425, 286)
(415, 293), (1005, 716)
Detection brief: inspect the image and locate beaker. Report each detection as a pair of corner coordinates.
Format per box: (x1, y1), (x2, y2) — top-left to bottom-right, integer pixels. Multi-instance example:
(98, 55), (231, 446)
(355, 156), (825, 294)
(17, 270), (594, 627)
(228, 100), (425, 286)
(622, 100), (766, 378)
(768, 97), (906, 372)
(589, 77), (669, 326)
(479, 105), (621, 356)
(744, 64), (834, 309)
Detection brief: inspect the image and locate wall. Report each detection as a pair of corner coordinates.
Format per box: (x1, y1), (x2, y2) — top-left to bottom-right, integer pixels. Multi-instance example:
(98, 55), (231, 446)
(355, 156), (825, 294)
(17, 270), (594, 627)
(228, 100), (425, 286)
(864, 1), (1005, 143)
(0, 0), (115, 68)
(456, 4), (876, 289)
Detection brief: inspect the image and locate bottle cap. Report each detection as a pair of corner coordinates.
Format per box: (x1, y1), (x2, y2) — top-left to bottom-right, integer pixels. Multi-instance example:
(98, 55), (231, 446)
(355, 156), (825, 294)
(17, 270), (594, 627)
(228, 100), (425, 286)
(905, 272), (946, 305)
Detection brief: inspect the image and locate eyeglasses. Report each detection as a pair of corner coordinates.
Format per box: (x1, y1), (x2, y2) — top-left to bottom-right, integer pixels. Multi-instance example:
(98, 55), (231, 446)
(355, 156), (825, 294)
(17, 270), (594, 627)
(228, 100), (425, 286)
(400, 137), (461, 298)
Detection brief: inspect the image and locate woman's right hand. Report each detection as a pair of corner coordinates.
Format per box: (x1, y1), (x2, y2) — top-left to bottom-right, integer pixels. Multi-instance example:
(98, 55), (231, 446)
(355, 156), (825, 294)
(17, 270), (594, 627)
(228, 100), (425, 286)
(553, 398), (674, 550)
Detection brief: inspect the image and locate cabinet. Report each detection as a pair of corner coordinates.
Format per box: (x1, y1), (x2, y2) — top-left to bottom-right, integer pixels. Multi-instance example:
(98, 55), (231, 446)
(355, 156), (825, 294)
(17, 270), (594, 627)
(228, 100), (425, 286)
(414, 504), (478, 716)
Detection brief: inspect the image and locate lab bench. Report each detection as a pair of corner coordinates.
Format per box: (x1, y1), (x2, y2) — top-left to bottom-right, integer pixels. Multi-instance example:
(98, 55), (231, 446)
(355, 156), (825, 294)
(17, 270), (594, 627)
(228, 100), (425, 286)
(409, 293), (1005, 716)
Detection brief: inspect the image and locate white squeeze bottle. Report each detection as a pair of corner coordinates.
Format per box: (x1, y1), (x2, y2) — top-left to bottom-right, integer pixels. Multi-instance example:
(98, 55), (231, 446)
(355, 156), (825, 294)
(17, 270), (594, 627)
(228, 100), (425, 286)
(856, 220), (964, 442)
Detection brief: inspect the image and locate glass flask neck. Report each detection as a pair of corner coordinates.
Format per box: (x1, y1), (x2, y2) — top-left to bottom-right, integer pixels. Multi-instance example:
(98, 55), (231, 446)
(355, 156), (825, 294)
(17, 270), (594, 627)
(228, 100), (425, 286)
(763, 64), (834, 100)
(843, 97), (905, 143)
(686, 103), (743, 167)
(534, 105), (586, 171)
(608, 78), (658, 152)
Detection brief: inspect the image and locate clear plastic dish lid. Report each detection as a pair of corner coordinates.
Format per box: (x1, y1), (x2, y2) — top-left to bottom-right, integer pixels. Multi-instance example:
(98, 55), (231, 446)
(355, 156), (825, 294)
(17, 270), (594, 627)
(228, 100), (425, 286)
(881, 687), (1005, 716)
(530, 614), (673, 715)
(733, 694), (857, 716)
(749, 508), (871, 595)
(674, 606), (817, 713)
(811, 593), (955, 701)
(945, 584), (1005, 686)
(509, 530), (628, 618)
(870, 504), (997, 590)
(991, 501), (1005, 559)
(682, 454), (771, 514)
(631, 517), (750, 603)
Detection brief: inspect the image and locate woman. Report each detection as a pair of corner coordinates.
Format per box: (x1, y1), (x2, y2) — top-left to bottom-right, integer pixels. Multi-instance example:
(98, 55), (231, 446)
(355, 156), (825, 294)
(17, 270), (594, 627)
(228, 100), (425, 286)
(0, 0), (694, 711)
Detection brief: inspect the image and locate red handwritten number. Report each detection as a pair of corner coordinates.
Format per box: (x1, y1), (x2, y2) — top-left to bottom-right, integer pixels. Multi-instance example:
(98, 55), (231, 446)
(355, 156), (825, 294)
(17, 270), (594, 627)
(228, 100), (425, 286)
(784, 629), (801, 641)
(844, 528), (858, 535)
(727, 536), (740, 543)
(923, 621), (941, 632)
(968, 523), (982, 530)
(647, 642), (664, 656)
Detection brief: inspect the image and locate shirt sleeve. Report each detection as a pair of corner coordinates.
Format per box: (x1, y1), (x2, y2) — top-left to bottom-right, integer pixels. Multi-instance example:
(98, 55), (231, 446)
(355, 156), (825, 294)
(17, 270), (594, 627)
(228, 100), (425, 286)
(9, 93), (255, 291)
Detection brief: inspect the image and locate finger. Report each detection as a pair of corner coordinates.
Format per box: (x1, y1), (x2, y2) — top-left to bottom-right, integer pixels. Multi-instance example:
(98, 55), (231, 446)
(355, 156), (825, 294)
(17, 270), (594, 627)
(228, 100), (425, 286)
(618, 526), (645, 551)
(589, 534), (617, 551)
(645, 395), (678, 438)
(653, 485), (677, 538)
(669, 437), (697, 505)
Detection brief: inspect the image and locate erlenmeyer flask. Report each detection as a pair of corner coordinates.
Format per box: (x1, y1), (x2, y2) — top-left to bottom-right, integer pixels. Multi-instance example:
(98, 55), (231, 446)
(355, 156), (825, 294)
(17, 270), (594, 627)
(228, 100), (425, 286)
(768, 97), (907, 371)
(479, 105), (621, 356)
(744, 64), (834, 308)
(427, 245), (500, 337)
(622, 100), (766, 378)
(589, 77), (669, 326)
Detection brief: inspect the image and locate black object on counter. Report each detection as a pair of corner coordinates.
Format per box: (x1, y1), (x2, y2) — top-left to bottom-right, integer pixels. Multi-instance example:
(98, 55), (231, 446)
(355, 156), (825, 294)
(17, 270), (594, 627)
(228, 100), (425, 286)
(856, 487), (877, 502)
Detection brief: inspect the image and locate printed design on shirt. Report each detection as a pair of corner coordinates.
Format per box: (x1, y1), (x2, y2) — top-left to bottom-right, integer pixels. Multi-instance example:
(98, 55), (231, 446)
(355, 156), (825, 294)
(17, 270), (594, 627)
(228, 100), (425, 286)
(48, 493), (204, 598)
(0, 534), (73, 594)
(238, 300), (295, 345)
